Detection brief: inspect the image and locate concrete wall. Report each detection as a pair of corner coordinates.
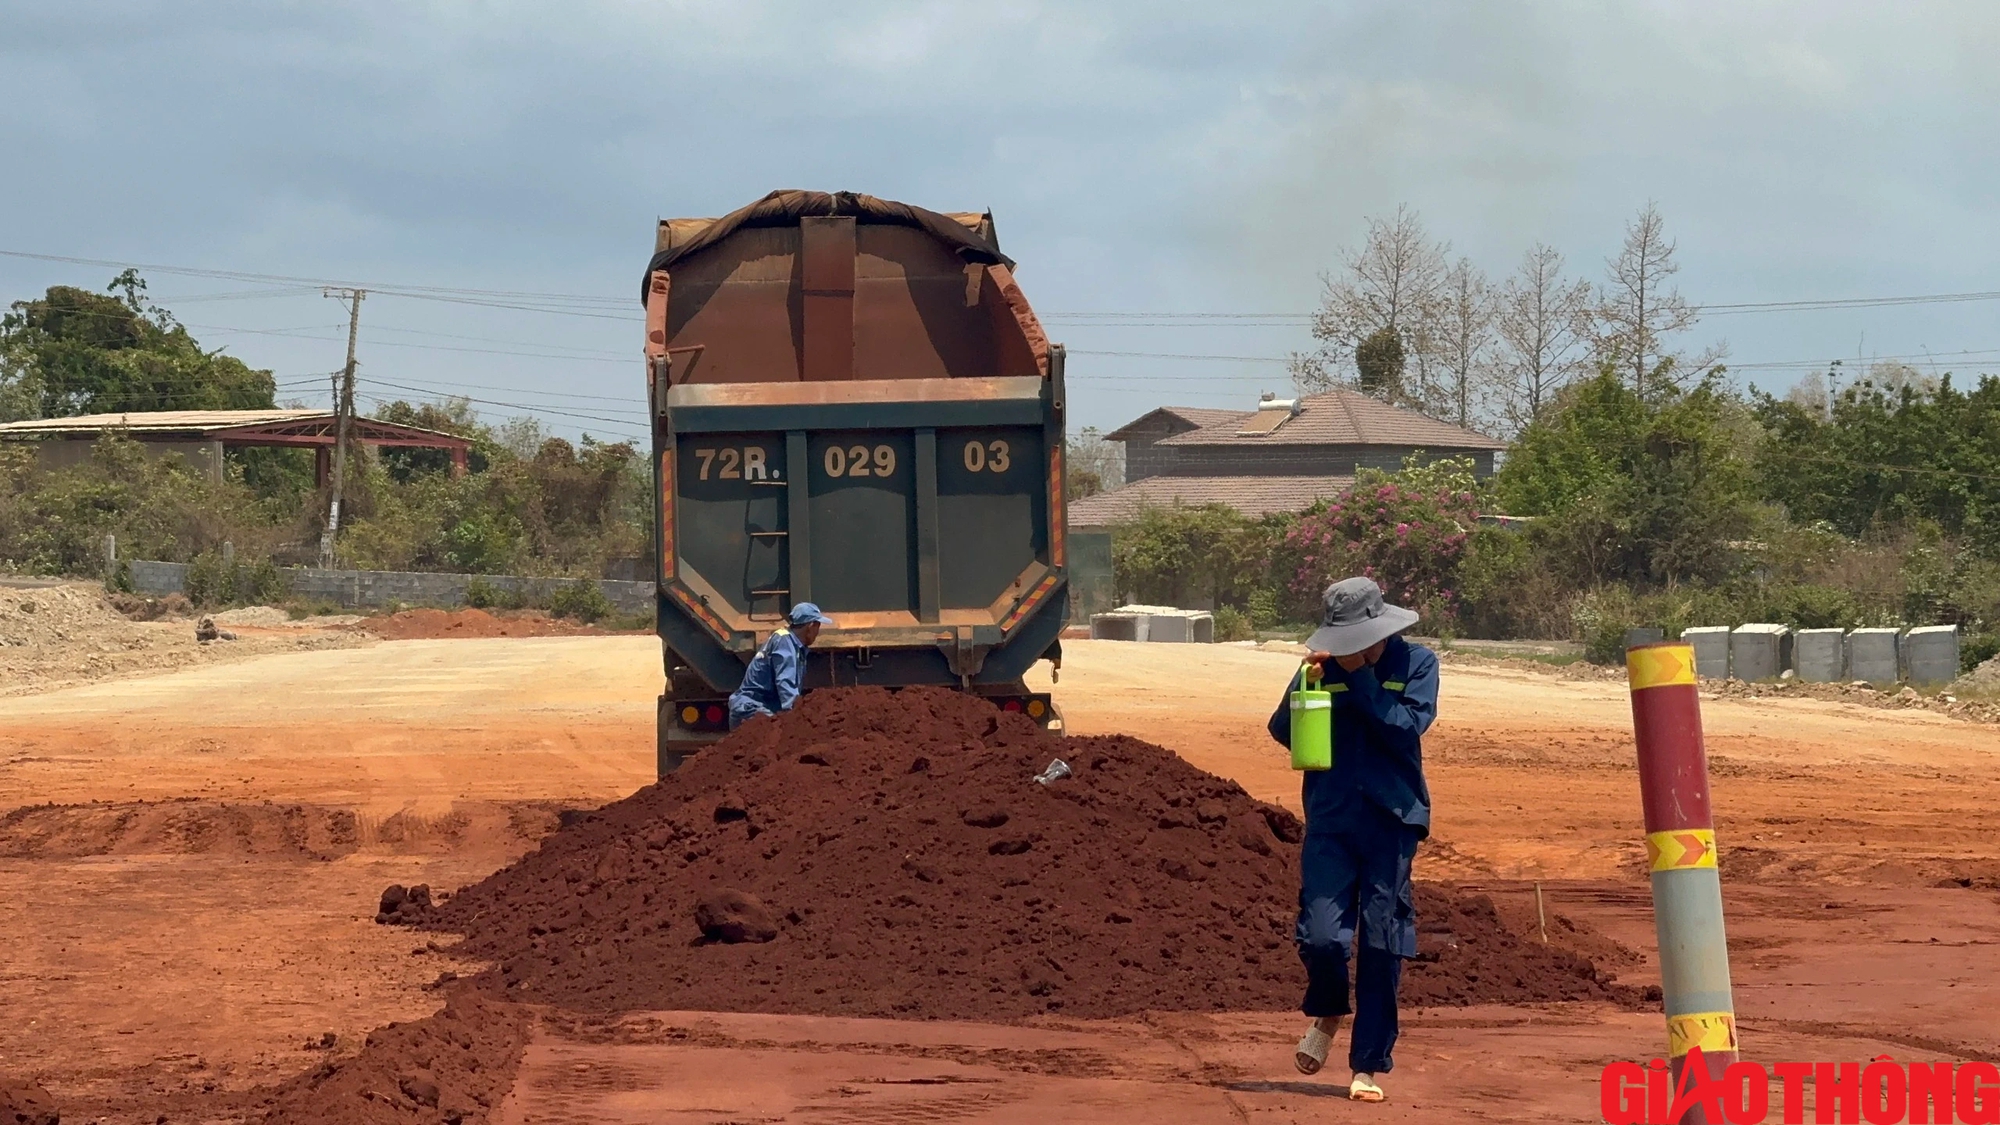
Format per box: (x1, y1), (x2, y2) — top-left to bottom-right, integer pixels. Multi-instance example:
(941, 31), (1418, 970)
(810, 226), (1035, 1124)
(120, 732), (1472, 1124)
(128, 559), (654, 615)
(33, 438), (225, 483)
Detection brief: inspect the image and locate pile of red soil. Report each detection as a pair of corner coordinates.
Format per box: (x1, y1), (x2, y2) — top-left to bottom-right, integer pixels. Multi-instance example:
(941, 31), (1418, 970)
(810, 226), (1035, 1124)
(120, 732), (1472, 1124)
(0, 1077), (58, 1125)
(351, 608), (611, 640)
(433, 686), (1635, 1020)
(246, 987), (529, 1125)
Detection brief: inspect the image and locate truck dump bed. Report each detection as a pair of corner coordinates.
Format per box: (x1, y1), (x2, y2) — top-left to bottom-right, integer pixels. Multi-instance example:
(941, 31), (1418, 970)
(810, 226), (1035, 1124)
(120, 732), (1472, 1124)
(644, 191), (1068, 771)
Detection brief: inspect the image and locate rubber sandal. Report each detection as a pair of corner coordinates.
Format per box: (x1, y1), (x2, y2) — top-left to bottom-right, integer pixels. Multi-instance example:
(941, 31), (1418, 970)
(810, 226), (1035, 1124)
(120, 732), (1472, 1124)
(1293, 1026), (1333, 1075)
(1348, 1074), (1386, 1102)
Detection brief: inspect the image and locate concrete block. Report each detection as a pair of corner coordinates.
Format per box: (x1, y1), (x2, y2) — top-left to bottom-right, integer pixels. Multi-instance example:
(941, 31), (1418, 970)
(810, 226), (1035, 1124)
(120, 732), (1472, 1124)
(1680, 627), (1732, 679)
(1089, 613), (1146, 642)
(1144, 611), (1216, 643)
(1793, 628), (1847, 683)
(1730, 624), (1792, 682)
(1625, 627), (1665, 651)
(1847, 627), (1901, 686)
(1904, 625), (1960, 686)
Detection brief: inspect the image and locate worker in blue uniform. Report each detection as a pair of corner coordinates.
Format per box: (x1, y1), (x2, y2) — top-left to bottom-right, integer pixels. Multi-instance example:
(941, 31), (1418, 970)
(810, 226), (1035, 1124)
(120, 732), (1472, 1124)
(727, 602), (835, 729)
(1266, 576), (1437, 1104)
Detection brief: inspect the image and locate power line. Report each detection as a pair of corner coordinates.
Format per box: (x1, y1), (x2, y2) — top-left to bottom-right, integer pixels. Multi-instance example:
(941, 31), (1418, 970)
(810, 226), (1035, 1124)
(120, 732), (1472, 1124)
(357, 375), (650, 428)
(347, 371), (644, 405)
(14, 246), (2000, 323)
(351, 392), (648, 445)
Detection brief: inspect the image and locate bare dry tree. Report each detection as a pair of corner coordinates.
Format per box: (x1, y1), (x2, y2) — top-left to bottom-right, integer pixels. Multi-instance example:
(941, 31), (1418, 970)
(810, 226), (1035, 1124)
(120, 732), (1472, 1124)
(1423, 257), (1497, 430)
(1597, 202), (1724, 397)
(1493, 243), (1594, 431)
(1293, 205), (1448, 402)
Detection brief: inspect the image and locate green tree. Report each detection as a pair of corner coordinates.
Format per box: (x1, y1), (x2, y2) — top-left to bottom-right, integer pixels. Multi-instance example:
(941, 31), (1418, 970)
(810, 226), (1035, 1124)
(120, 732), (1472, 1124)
(1354, 325), (1406, 401)
(1494, 369), (1759, 588)
(1111, 504), (1283, 610)
(0, 272), (276, 418)
(372, 397), (496, 480)
(1064, 426), (1123, 502)
(1754, 374), (2000, 554)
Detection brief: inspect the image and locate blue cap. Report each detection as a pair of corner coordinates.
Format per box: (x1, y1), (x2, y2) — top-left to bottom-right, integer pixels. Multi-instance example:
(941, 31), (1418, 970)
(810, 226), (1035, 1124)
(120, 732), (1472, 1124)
(787, 602), (835, 628)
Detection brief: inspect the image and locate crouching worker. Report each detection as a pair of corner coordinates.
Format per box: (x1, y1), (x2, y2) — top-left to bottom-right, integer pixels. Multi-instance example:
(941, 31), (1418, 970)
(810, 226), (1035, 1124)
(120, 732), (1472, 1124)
(727, 602), (835, 729)
(1266, 577), (1437, 1103)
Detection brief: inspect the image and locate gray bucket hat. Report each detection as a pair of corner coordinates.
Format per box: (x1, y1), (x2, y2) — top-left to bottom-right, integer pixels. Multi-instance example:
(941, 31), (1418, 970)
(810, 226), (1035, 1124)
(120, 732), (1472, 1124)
(1305, 577), (1420, 656)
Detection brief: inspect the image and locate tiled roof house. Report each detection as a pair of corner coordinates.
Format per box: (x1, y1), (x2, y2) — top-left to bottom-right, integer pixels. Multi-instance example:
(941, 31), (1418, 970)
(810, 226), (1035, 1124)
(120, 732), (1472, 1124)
(1069, 392), (1505, 529)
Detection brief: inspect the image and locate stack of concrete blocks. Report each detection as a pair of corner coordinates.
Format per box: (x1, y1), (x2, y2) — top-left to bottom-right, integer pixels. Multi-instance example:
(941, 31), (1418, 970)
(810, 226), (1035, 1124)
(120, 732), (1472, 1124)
(1729, 624), (1792, 682)
(1681, 626), (1732, 679)
(1088, 605), (1216, 643)
(1903, 625), (1961, 687)
(1846, 627), (1901, 686)
(1793, 628), (1847, 683)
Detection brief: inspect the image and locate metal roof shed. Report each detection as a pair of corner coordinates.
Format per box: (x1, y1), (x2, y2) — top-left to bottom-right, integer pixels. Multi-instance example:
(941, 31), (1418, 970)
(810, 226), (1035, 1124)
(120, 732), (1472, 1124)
(0, 409), (473, 484)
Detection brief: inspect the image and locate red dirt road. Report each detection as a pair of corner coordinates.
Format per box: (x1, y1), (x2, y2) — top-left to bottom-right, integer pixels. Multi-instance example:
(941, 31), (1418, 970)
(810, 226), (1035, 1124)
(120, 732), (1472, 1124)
(1, 637), (1996, 1122)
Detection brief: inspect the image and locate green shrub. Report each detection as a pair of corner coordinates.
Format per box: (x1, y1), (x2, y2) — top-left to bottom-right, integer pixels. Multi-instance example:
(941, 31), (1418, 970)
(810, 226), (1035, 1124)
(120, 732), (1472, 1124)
(183, 549), (289, 608)
(549, 579), (613, 623)
(1212, 605), (1254, 643)
(1572, 587), (1640, 665)
(246, 557), (286, 604)
(1752, 583), (1864, 630)
(1282, 457), (1480, 631)
(1964, 631), (2000, 675)
(463, 575), (521, 610)
(1245, 588), (1281, 630)
(182, 550), (228, 608)
(1454, 525), (1576, 640)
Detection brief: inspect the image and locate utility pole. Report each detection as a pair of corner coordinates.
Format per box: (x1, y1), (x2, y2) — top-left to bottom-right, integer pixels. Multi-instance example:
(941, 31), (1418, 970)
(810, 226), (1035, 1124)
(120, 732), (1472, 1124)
(319, 288), (364, 568)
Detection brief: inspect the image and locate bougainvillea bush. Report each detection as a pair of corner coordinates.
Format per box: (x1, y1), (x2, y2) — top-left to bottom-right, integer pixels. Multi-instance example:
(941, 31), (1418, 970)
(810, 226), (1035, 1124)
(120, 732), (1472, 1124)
(1281, 457), (1480, 632)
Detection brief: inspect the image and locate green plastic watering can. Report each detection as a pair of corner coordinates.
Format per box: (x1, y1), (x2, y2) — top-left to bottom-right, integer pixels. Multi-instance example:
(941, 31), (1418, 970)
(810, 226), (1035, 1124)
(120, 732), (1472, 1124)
(1289, 661), (1333, 771)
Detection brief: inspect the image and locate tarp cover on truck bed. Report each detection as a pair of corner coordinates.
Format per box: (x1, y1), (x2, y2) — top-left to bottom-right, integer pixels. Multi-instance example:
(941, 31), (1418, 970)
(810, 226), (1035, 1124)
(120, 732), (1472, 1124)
(640, 189), (1011, 300)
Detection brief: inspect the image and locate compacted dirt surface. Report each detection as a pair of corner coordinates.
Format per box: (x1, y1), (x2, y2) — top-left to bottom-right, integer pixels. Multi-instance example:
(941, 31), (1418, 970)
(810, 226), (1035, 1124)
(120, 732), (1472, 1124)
(346, 608), (640, 641)
(0, 582), (367, 697)
(0, 636), (1996, 1122)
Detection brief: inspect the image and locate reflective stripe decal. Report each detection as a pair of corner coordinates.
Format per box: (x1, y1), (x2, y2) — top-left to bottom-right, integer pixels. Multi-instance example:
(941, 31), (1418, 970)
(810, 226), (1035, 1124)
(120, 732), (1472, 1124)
(1291, 699), (1333, 711)
(1382, 680), (1405, 691)
(1666, 1011), (1738, 1058)
(1646, 828), (1717, 871)
(1628, 644), (1697, 690)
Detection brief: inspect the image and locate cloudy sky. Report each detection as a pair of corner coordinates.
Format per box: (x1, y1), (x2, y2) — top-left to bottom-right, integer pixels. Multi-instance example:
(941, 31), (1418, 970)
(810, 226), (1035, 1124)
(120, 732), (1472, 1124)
(3, 1), (1997, 441)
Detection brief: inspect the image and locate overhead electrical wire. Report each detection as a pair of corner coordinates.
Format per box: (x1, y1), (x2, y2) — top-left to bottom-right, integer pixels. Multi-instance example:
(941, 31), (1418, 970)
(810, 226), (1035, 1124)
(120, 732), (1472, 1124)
(12, 245), (2000, 322)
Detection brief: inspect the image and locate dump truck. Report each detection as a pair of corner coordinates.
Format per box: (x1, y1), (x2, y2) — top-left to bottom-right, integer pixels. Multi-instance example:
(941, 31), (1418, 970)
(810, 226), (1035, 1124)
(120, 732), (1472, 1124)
(642, 191), (1069, 775)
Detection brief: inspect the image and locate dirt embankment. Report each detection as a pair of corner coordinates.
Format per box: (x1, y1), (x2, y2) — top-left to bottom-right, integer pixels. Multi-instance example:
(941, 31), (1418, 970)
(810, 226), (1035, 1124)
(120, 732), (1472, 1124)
(0, 583), (367, 696)
(245, 988), (530, 1125)
(433, 686), (1638, 1022)
(346, 608), (634, 640)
